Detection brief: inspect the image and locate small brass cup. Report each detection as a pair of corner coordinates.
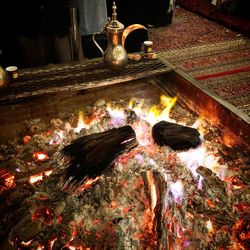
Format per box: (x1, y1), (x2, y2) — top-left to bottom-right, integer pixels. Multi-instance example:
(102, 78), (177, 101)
(143, 41), (153, 53)
(6, 66), (18, 82)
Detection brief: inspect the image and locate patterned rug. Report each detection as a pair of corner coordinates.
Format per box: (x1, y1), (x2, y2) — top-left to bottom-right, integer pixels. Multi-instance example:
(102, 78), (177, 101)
(149, 7), (250, 117)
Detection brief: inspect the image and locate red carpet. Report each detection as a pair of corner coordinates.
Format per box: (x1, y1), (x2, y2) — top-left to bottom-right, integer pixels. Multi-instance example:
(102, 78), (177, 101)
(148, 6), (243, 52)
(149, 7), (250, 117)
(176, 0), (250, 37)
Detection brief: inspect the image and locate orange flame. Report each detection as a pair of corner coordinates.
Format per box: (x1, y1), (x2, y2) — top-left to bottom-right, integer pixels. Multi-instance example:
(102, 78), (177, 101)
(128, 95), (177, 125)
(147, 95), (177, 124)
(159, 95), (177, 120)
(75, 111), (89, 133)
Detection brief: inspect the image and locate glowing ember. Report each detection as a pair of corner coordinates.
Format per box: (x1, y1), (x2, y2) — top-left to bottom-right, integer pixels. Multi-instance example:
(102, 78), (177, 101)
(146, 171), (157, 212)
(49, 238), (57, 249)
(4, 175), (15, 188)
(33, 152), (49, 162)
(29, 170), (53, 184)
(206, 219), (213, 233)
(0, 94), (249, 249)
(21, 240), (33, 246)
(74, 177), (100, 193)
(23, 135), (31, 144)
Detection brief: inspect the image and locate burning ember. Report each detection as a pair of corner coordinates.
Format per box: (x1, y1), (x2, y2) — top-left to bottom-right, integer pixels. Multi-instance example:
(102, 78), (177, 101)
(0, 94), (249, 249)
(33, 152), (49, 162)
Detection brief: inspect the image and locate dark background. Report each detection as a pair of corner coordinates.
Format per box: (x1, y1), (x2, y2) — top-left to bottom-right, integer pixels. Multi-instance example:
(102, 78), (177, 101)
(0, 0), (173, 69)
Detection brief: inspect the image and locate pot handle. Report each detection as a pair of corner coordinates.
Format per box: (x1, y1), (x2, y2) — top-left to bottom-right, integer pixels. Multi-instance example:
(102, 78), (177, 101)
(92, 32), (105, 56)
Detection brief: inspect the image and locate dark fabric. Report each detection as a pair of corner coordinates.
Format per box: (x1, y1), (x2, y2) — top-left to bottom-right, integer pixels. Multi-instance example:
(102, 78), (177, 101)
(147, 0), (173, 26)
(14, 0), (71, 38)
(1, 0), (74, 68)
(106, 0), (173, 27)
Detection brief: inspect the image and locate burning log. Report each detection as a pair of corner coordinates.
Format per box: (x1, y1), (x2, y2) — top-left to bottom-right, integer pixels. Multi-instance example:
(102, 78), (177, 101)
(152, 121), (201, 150)
(58, 125), (138, 192)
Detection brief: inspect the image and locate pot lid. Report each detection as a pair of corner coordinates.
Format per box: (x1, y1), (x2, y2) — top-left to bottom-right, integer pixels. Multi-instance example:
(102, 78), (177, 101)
(106, 2), (124, 32)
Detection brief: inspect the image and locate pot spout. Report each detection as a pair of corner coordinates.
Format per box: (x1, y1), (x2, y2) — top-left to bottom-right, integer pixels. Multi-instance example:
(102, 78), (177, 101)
(122, 24), (147, 47)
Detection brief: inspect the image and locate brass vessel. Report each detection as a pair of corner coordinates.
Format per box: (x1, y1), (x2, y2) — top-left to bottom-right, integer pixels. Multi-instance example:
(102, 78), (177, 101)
(92, 2), (146, 71)
(0, 66), (8, 88)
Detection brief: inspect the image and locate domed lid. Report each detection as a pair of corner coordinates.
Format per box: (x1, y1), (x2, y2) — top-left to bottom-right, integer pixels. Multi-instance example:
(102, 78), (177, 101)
(106, 2), (124, 32)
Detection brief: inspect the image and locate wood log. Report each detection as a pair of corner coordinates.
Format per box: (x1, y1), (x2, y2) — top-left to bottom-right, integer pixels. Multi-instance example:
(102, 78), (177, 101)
(152, 121), (201, 150)
(59, 125), (138, 192)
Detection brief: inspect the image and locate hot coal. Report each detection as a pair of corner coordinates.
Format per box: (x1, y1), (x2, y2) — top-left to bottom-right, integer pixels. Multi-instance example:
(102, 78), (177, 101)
(0, 97), (249, 249)
(59, 125), (138, 192)
(152, 120), (201, 150)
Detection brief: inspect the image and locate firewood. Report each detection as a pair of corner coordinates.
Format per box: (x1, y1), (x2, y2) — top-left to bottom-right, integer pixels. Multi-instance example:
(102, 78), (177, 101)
(152, 121), (201, 150)
(59, 125), (138, 192)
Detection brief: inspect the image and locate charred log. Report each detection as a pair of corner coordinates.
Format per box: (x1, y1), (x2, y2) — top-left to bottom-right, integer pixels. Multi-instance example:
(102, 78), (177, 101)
(152, 121), (201, 150)
(59, 125), (138, 192)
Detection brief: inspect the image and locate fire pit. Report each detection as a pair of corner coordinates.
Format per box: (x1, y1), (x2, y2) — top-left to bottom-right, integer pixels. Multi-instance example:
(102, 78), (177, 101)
(0, 58), (249, 249)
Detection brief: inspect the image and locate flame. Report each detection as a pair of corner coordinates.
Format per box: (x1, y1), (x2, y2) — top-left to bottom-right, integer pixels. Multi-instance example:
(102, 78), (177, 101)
(106, 103), (126, 126)
(128, 98), (144, 114)
(198, 176), (203, 190)
(159, 95), (177, 120)
(33, 152), (49, 162)
(75, 111), (89, 133)
(206, 219), (213, 233)
(177, 143), (222, 190)
(144, 95), (177, 125)
(128, 95), (177, 125)
(29, 170), (53, 184)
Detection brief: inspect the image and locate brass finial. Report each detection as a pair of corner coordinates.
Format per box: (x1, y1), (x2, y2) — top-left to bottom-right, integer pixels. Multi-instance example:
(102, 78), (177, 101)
(112, 2), (117, 21)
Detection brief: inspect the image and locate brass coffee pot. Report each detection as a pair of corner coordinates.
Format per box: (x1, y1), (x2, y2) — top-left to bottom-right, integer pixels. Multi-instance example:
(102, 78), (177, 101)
(92, 2), (146, 71)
